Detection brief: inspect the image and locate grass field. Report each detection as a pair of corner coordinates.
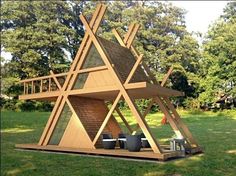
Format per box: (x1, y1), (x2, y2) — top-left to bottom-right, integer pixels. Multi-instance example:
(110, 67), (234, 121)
(1, 110), (236, 176)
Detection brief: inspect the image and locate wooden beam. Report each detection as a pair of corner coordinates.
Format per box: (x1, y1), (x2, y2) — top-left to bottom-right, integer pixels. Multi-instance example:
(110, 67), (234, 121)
(66, 99), (95, 149)
(40, 79), (43, 93)
(112, 28), (159, 85)
(126, 24), (140, 48)
(93, 93), (122, 145)
(19, 72), (68, 83)
(49, 78), (51, 91)
(162, 97), (199, 147)
(133, 98), (155, 131)
(154, 97), (190, 143)
(31, 81), (34, 94)
(23, 82), (26, 94)
(50, 70), (62, 90)
(38, 96), (63, 145)
(125, 54), (143, 84)
(124, 23), (135, 44)
(115, 107), (133, 134)
(161, 66), (174, 87)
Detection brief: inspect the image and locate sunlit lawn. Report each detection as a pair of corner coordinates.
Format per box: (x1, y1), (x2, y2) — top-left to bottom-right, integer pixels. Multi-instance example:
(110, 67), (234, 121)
(1, 110), (236, 176)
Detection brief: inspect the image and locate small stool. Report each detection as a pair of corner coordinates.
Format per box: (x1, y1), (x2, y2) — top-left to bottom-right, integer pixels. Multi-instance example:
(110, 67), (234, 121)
(170, 138), (186, 152)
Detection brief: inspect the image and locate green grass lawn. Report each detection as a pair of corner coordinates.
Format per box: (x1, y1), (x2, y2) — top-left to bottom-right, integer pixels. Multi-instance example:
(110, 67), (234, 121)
(1, 110), (236, 176)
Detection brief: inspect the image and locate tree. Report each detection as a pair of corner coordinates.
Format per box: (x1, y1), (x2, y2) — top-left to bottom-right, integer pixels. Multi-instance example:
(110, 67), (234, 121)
(199, 2), (236, 105)
(1, 1), (85, 79)
(1, 1), (200, 107)
(1, 1), (87, 98)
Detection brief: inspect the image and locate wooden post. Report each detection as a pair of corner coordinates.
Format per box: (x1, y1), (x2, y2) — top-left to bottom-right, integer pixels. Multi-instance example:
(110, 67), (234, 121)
(23, 82), (26, 94)
(40, 79), (43, 93)
(31, 81), (34, 94)
(49, 78), (51, 91)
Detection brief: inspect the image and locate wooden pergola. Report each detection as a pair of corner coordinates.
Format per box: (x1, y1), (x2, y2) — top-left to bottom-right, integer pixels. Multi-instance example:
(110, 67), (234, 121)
(16, 4), (202, 161)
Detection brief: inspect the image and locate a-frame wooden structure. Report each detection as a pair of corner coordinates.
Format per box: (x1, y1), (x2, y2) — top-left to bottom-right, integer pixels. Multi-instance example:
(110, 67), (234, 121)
(16, 4), (202, 161)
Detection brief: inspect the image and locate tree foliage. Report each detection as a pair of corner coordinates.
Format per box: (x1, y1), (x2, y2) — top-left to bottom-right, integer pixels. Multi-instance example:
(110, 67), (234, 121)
(2, 1), (235, 110)
(199, 2), (236, 105)
(1, 1), (85, 79)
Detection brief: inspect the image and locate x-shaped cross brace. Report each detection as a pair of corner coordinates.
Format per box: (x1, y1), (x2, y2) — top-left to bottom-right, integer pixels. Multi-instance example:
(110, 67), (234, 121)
(79, 10), (163, 153)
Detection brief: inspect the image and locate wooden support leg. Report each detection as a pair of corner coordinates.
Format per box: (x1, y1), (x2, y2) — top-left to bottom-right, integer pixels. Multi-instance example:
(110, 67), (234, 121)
(133, 98), (155, 131)
(115, 107), (133, 134)
(123, 94), (163, 154)
(162, 97), (199, 147)
(93, 93), (122, 145)
(155, 96), (191, 148)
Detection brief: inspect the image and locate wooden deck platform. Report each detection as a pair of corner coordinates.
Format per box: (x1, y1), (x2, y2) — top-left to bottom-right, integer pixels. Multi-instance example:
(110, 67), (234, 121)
(15, 144), (201, 161)
(19, 82), (184, 101)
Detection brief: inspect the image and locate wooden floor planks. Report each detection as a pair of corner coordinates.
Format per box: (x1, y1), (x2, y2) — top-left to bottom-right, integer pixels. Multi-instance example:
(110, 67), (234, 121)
(15, 143), (202, 161)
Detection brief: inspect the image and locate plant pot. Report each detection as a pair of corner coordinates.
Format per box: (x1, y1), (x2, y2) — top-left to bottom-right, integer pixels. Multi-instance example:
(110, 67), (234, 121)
(141, 138), (150, 148)
(102, 139), (116, 149)
(126, 135), (142, 152)
(118, 133), (127, 149)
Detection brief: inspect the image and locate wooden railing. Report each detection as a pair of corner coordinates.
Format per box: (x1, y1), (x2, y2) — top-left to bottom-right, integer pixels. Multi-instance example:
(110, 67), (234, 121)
(19, 66), (108, 95)
(20, 72), (67, 95)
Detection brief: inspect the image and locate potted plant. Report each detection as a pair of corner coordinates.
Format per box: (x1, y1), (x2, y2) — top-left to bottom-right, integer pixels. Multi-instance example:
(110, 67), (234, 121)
(118, 133), (127, 149)
(126, 131), (142, 152)
(102, 133), (116, 149)
(140, 133), (150, 148)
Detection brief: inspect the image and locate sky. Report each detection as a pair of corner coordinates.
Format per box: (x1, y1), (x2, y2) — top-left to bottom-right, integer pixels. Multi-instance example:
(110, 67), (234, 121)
(1, 1), (230, 61)
(170, 1), (229, 34)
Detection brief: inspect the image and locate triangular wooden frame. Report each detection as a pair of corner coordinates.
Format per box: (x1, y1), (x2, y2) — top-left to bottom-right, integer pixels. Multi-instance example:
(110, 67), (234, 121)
(112, 25), (199, 148)
(17, 4), (202, 160)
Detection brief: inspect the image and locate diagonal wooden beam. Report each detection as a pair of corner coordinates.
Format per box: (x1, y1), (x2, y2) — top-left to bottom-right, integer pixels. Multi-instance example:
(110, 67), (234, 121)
(50, 70), (62, 90)
(124, 54), (143, 84)
(162, 97), (199, 147)
(93, 93), (122, 145)
(116, 26), (195, 147)
(161, 66), (174, 87)
(112, 28), (159, 85)
(154, 96), (192, 148)
(134, 66), (174, 130)
(80, 14), (162, 153)
(133, 98), (155, 131)
(115, 107), (133, 134)
(126, 24), (140, 48)
(65, 6), (107, 92)
(65, 99), (95, 148)
(124, 23), (135, 44)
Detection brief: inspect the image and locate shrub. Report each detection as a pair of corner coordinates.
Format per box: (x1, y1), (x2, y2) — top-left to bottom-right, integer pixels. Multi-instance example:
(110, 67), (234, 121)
(3, 99), (18, 111)
(16, 100), (36, 111)
(36, 101), (53, 112)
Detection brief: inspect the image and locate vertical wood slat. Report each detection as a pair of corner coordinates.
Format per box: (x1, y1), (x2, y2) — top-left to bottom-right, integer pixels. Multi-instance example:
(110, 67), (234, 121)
(31, 81), (34, 94)
(49, 78), (51, 91)
(40, 79), (43, 93)
(26, 83), (28, 94)
(23, 82), (26, 94)
(34, 82), (36, 93)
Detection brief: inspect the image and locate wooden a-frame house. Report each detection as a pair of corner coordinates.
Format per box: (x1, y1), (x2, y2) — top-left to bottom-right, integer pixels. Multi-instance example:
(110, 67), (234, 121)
(16, 4), (202, 161)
